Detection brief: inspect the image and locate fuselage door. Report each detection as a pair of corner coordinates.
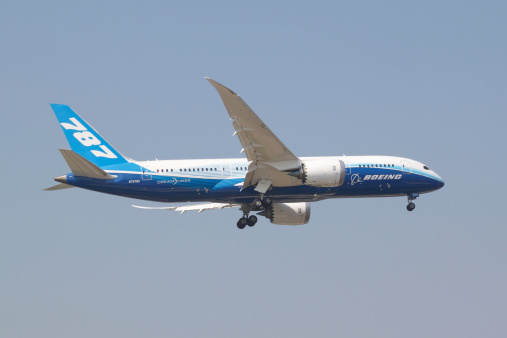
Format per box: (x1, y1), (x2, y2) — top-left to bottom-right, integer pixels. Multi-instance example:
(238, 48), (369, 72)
(141, 167), (152, 181)
(345, 160), (351, 175)
(401, 160), (412, 174)
(221, 162), (232, 178)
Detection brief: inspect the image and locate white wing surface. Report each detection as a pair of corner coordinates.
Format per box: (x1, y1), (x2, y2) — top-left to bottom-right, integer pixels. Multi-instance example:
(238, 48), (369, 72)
(206, 78), (302, 189)
(132, 203), (240, 214)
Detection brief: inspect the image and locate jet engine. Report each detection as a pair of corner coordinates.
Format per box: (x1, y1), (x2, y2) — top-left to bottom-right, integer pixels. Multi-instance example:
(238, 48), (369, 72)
(259, 202), (311, 225)
(289, 159), (345, 187)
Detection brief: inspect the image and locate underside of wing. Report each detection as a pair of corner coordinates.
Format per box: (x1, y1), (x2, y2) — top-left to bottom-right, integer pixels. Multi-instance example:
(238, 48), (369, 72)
(206, 78), (302, 189)
(132, 203), (240, 214)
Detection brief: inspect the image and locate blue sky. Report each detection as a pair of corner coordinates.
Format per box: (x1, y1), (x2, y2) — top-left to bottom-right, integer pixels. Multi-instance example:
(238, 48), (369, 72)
(1, 1), (506, 337)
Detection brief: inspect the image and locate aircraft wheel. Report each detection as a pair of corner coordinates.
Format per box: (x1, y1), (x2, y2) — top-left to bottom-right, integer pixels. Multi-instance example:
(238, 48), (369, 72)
(247, 215), (258, 227)
(262, 197), (273, 207)
(237, 218), (247, 229)
(407, 203), (415, 211)
(252, 199), (262, 210)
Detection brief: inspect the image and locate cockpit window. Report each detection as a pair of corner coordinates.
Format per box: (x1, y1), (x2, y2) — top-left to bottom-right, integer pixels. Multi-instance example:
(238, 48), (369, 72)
(423, 165), (430, 170)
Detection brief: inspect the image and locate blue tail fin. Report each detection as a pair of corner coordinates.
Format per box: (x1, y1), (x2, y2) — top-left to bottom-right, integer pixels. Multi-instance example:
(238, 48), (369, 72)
(51, 104), (129, 167)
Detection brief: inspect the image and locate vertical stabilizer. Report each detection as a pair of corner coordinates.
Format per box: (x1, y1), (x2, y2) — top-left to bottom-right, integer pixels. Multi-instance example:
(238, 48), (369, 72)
(51, 104), (129, 167)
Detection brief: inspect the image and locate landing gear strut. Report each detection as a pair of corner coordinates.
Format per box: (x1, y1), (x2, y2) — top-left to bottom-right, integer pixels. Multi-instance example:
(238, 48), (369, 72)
(406, 193), (419, 212)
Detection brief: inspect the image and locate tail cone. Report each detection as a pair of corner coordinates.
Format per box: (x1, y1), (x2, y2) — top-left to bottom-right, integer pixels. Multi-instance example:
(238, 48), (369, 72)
(54, 175), (67, 184)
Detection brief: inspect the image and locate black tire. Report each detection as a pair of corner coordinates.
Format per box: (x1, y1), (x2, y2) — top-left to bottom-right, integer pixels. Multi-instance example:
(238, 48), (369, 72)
(252, 199), (262, 210)
(407, 203), (415, 211)
(247, 215), (258, 227)
(262, 196), (273, 207)
(237, 218), (247, 229)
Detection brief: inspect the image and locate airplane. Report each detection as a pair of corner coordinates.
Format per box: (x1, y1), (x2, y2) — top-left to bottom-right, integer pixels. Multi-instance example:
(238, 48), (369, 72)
(46, 78), (445, 229)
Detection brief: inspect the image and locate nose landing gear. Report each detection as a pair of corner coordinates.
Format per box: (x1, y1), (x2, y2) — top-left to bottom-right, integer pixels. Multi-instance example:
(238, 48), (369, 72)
(406, 193), (419, 212)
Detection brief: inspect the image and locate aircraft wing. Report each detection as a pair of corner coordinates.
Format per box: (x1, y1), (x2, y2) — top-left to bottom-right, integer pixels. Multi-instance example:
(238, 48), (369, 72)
(132, 203), (240, 214)
(206, 78), (302, 191)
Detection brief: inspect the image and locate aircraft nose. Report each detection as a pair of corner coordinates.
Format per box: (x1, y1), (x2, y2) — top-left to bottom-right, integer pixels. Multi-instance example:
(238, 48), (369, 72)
(433, 172), (444, 189)
(436, 179), (445, 189)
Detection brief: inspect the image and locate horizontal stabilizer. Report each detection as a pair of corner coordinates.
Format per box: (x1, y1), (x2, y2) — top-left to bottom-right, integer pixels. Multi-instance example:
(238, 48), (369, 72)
(44, 183), (76, 191)
(132, 203), (239, 214)
(59, 149), (117, 179)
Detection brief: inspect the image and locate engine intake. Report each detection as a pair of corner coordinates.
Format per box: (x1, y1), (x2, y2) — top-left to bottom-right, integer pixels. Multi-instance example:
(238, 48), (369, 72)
(289, 159), (345, 187)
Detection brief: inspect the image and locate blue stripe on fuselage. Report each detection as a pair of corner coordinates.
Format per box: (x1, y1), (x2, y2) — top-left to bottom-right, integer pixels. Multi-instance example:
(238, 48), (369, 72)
(62, 164), (442, 203)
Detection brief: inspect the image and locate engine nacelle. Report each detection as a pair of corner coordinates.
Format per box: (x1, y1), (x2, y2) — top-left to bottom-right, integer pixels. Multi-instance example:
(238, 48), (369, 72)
(263, 202), (311, 225)
(291, 159), (345, 187)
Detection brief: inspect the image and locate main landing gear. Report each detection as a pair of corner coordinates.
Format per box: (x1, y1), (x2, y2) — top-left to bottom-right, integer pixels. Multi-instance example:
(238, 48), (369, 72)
(406, 193), (419, 212)
(237, 196), (273, 229)
(252, 196), (273, 210)
(237, 215), (258, 229)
